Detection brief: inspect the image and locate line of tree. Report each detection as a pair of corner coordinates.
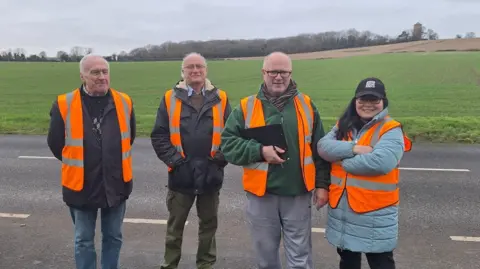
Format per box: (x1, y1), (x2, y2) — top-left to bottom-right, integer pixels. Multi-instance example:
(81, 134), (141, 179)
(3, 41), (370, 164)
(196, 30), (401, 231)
(0, 24), (476, 63)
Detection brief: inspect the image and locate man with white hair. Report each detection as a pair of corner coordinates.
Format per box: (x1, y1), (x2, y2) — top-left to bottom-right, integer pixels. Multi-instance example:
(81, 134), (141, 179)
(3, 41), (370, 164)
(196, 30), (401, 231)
(151, 52), (232, 269)
(47, 54), (136, 269)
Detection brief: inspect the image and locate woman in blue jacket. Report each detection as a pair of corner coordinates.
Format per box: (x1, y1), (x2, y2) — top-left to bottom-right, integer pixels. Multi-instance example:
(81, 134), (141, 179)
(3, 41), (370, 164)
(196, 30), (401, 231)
(317, 77), (411, 269)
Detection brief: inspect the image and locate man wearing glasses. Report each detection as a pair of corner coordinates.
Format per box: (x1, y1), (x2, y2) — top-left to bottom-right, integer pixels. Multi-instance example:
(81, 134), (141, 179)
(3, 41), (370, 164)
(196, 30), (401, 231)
(220, 51), (331, 268)
(151, 52), (232, 269)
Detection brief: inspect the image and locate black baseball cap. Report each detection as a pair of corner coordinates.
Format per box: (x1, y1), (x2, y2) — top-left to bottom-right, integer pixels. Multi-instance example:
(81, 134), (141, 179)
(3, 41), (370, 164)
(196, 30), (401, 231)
(355, 77), (386, 99)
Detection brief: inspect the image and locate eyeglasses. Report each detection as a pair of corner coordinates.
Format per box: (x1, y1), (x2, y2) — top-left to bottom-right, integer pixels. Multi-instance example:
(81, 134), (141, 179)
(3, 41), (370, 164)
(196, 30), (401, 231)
(357, 97), (382, 104)
(265, 70), (292, 78)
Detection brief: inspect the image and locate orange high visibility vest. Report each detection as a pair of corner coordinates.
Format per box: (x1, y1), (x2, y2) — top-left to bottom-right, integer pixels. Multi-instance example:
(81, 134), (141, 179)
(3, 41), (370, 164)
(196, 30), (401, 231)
(239, 93), (316, 197)
(328, 116), (412, 213)
(164, 88), (228, 172)
(57, 88), (133, 191)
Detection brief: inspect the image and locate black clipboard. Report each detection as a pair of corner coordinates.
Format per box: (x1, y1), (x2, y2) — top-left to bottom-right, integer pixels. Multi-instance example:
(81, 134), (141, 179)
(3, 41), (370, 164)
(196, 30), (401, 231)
(239, 124), (288, 153)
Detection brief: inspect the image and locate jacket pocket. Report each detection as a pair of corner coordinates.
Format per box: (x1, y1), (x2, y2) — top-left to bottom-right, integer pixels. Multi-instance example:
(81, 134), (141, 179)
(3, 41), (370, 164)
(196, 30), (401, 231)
(205, 158), (225, 187)
(168, 161), (194, 189)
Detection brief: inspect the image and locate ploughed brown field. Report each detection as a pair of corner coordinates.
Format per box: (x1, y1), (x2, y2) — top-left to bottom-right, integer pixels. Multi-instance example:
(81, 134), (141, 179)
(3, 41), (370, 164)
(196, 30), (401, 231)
(229, 38), (480, 60)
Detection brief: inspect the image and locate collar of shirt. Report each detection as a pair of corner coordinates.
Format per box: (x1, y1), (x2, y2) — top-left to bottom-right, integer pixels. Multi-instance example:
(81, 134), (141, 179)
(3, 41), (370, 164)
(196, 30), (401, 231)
(187, 85), (205, 96)
(81, 84), (109, 97)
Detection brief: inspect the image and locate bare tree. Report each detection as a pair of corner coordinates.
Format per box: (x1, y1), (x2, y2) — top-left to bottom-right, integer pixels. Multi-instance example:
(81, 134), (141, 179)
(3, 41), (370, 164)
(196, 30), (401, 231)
(465, 32), (476, 38)
(56, 51), (69, 62)
(426, 29), (439, 40)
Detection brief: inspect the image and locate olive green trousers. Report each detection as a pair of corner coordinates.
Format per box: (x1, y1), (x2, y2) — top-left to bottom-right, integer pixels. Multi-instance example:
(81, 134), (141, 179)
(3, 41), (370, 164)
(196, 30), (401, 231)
(160, 189), (220, 269)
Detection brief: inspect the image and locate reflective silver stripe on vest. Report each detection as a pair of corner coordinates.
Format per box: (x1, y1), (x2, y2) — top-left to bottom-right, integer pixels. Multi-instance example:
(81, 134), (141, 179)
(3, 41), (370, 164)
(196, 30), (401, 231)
(242, 95), (269, 171)
(330, 175), (396, 191)
(168, 91), (184, 154)
(370, 118), (393, 147)
(122, 149), (131, 160)
(65, 139), (82, 146)
(64, 92), (83, 147)
(62, 91), (83, 167)
(62, 157), (83, 167)
(304, 156), (313, 165)
(296, 93), (313, 143)
(244, 162), (269, 171)
(330, 175), (343, 186)
(244, 95), (256, 129)
(211, 93), (224, 153)
(118, 93), (132, 160)
(347, 176), (398, 191)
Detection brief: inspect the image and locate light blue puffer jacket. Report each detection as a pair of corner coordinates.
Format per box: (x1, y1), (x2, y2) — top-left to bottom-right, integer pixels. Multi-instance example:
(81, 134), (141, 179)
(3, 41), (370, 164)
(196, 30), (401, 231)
(317, 108), (406, 253)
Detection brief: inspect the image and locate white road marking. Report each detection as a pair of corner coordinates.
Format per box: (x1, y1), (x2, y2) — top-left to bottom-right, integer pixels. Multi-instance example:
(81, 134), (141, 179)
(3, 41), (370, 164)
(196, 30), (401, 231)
(0, 213), (30, 218)
(400, 167), (470, 172)
(123, 218), (188, 225)
(16, 156), (472, 173)
(450, 236), (480, 242)
(1, 212), (478, 244)
(311, 228), (325, 233)
(18, 156), (56, 160)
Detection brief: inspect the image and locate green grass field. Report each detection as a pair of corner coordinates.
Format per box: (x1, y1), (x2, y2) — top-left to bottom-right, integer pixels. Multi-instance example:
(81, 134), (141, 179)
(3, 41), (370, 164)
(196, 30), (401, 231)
(1, 52), (479, 143)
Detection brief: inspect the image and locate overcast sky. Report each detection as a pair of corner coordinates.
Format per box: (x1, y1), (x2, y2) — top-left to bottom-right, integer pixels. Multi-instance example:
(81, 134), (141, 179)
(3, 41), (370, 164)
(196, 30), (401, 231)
(1, 0), (478, 57)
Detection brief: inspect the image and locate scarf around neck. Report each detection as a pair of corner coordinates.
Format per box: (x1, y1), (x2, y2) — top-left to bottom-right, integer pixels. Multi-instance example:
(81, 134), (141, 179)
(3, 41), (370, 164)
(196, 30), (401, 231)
(261, 80), (298, 111)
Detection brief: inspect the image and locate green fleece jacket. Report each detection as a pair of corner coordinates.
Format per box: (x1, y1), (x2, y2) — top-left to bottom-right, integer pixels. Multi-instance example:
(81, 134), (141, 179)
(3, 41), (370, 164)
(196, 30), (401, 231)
(220, 89), (331, 196)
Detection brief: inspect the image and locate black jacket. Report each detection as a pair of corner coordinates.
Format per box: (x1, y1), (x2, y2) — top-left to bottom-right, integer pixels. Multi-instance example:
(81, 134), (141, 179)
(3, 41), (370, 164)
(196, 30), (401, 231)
(47, 87), (136, 209)
(151, 79), (232, 195)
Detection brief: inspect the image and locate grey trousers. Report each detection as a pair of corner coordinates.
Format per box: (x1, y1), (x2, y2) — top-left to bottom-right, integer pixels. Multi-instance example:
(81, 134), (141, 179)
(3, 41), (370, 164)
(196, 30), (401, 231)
(246, 191), (314, 269)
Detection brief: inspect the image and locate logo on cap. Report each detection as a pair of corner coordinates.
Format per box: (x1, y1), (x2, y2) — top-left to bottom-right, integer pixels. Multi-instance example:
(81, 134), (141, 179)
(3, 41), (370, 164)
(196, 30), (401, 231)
(365, 80), (376, 88)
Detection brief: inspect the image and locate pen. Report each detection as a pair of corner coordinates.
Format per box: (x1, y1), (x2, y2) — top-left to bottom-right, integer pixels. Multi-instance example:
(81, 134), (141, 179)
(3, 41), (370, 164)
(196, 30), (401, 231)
(280, 157), (289, 168)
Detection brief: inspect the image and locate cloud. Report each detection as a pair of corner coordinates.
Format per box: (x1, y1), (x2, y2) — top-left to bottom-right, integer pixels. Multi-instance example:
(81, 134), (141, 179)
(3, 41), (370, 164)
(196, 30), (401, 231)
(1, 0), (479, 56)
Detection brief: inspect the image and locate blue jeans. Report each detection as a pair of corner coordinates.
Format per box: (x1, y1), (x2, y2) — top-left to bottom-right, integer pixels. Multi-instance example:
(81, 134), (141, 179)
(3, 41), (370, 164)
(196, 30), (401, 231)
(69, 201), (126, 269)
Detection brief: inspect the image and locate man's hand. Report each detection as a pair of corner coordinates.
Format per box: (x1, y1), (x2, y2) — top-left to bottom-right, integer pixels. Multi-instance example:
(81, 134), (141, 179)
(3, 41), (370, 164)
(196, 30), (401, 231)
(169, 156), (187, 170)
(261, 145), (285, 164)
(209, 151), (228, 167)
(353, 145), (373, 155)
(313, 188), (328, 210)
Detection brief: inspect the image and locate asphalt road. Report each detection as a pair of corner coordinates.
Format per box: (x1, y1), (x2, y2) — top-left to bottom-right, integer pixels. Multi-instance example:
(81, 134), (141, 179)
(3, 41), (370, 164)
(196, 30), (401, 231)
(1, 135), (479, 269)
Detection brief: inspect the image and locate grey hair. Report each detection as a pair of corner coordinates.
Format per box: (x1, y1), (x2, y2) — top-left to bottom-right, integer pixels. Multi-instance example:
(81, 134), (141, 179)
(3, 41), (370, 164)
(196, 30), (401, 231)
(180, 52), (207, 78)
(79, 54), (109, 74)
